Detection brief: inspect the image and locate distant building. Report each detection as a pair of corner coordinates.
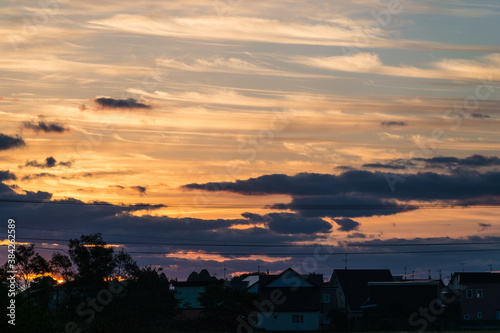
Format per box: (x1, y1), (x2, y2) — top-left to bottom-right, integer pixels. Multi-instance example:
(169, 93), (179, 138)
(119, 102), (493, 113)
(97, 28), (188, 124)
(173, 270), (227, 320)
(362, 279), (446, 331)
(329, 269), (393, 331)
(248, 268), (323, 331)
(330, 269), (393, 318)
(448, 272), (500, 323)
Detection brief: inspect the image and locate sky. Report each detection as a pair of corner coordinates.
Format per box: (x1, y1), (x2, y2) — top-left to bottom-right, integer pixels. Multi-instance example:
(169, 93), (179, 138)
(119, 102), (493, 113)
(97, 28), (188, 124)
(1, 0), (500, 281)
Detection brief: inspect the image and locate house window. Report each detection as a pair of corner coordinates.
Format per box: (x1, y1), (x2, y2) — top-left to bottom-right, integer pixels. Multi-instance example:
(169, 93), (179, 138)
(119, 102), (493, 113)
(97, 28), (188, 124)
(292, 315), (304, 324)
(477, 312), (483, 319)
(466, 289), (473, 298)
(476, 289), (483, 298)
(322, 293), (331, 303)
(464, 314), (470, 320)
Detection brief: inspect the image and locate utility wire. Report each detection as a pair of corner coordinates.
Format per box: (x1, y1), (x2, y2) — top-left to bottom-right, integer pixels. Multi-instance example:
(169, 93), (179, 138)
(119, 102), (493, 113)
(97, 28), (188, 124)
(1, 198), (500, 208)
(33, 246), (500, 256)
(15, 237), (500, 249)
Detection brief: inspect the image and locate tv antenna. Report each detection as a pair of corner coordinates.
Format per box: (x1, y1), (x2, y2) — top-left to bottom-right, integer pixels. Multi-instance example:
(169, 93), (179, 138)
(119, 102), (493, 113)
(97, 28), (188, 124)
(343, 254), (348, 270)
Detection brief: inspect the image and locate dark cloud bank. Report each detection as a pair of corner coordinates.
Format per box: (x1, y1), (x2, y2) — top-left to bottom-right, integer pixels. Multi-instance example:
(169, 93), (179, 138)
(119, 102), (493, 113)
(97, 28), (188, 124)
(2, 153), (499, 278)
(182, 168), (500, 202)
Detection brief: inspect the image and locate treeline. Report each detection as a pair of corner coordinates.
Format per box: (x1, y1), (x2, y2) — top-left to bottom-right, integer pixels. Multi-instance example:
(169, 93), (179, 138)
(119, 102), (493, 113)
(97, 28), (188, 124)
(0, 233), (256, 333)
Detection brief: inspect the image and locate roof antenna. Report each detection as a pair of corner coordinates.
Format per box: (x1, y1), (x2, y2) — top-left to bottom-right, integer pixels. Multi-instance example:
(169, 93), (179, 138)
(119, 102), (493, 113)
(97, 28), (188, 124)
(343, 253), (348, 271)
(404, 266), (407, 280)
(460, 263), (465, 272)
(437, 269), (442, 280)
(488, 264), (493, 272)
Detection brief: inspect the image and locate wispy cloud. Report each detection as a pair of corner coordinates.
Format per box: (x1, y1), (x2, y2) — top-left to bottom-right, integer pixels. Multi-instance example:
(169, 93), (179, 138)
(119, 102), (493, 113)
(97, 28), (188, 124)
(24, 157), (73, 169)
(294, 53), (500, 81)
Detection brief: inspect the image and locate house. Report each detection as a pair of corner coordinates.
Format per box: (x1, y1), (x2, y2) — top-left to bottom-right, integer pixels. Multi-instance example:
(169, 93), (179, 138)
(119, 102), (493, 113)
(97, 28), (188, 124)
(320, 281), (336, 329)
(173, 269), (227, 320)
(231, 273), (262, 293)
(173, 280), (226, 319)
(448, 272), (500, 325)
(251, 268), (323, 331)
(329, 269), (393, 319)
(327, 269), (393, 331)
(362, 279), (447, 331)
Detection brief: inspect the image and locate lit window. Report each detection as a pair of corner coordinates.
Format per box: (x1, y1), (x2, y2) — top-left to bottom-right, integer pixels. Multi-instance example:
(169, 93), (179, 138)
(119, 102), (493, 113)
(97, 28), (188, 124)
(292, 315), (304, 323)
(477, 312), (483, 319)
(476, 289), (483, 298)
(464, 314), (470, 320)
(466, 289), (473, 298)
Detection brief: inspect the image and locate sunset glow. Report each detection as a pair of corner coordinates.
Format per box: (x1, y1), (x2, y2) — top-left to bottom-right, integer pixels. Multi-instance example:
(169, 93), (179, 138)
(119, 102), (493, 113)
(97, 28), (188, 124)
(1, 0), (499, 280)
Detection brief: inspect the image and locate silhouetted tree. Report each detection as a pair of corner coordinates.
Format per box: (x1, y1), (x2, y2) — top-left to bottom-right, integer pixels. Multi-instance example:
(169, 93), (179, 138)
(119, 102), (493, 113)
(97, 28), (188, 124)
(50, 252), (75, 282)
(68, 233), (115, 288)
(92, 266), (179, 332)
(198, 284), (258, 331)
(14, 244), (51, 298)
(114, 248), (139, 278)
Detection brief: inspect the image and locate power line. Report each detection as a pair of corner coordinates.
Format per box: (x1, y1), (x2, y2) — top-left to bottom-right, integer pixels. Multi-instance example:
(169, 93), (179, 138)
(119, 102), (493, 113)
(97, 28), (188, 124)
(1, 198), (500, 208)
(347, 241), (500, 247)
(17, 237), (323, 248)
(32, 246), (500, 256)
(110, 248), (500, 256)
(15, 237), (500, 249)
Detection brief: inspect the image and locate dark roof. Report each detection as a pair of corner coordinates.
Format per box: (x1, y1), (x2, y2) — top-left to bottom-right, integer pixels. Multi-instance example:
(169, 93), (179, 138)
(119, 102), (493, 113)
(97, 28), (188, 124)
(332, 269), (393, 311)
(231, 280), (251, 291)
(259, 268), (323, 289)
(173, 280), (225, 287)
(258, 268), (322, 312)
(452, 272), (500, 283)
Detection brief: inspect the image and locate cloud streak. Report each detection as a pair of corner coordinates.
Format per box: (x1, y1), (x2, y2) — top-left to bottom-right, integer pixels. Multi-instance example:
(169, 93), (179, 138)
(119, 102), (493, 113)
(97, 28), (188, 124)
(23, 120), (70, 133)
(363, 155), (500, 170)
(24, 157), (73, 169)
(293, 52), (500, 81)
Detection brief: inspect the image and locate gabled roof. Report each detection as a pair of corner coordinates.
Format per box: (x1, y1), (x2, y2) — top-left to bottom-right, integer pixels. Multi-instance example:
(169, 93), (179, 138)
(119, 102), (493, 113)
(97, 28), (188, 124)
(451, 272), (500, 284)
(259, 268), (323, 289)
(332, 269), (393, 311)
(257, 268), (323, 312)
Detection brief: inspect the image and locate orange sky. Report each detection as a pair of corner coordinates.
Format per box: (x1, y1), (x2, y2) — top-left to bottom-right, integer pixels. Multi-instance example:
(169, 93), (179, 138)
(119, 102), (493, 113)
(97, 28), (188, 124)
(1, 0), (500, 279)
